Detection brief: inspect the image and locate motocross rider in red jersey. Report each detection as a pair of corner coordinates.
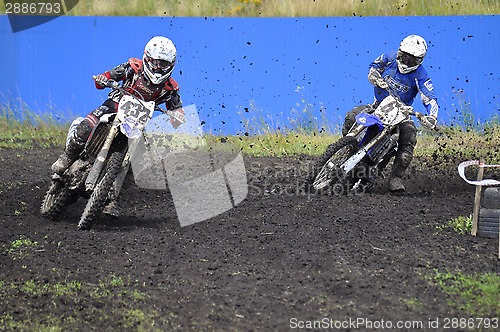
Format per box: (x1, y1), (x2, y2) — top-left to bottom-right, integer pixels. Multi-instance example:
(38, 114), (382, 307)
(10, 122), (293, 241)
(51, 36), (184, 215)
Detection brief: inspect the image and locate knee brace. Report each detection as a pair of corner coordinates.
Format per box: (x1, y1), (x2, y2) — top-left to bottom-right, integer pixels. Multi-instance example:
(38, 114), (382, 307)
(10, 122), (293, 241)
(398, 120), (417, 155)
(71, 118), (95, 145)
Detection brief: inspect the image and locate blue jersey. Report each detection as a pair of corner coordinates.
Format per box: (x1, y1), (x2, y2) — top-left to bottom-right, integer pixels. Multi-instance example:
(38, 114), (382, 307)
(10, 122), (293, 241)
(370, 51), (439, 117)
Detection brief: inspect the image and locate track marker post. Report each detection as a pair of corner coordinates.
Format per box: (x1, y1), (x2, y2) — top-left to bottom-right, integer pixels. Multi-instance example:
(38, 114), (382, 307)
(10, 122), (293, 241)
(471, 160), (484, 237)
(458, 160), (500, 258)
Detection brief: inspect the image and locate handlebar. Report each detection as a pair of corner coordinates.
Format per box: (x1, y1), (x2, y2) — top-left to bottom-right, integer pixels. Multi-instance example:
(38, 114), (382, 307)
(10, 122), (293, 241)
(410, 109), (439, 131)
(92, 75), (145, 102)
(92, 75), (120, 89)
(92, 75), (166, 112)
(381, 81), (438, 131)
(402, 106), (438, 131)
(91, 75), (185, 124)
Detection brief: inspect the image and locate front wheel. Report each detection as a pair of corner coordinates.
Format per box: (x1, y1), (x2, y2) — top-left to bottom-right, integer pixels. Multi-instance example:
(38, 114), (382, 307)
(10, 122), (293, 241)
(307, 136), (359, 193)
(77, 150), (125, 230)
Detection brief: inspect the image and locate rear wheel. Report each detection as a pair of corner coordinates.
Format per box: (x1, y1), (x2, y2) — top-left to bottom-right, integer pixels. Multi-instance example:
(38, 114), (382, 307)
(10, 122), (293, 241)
(78, 150), (125, 230)
(40, 178), (77, 219)
(307, 136), (359, 194)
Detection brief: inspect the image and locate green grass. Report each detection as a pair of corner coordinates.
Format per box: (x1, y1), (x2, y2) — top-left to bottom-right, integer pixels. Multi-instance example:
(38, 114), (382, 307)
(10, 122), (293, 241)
(403, 298), (424, 312)
(0, 275), (165, 331)
(211, 124), (500, 161)
(0, 103), (68, 149)
(208, 132), (338, 157)
(428, 270), (500, 317)
(2, 0), (498, 16)
(436, 214), (473, 235)
(5, 236), (42, 260)
(1, 236), (164, 330)
(19, 279), (82, 297)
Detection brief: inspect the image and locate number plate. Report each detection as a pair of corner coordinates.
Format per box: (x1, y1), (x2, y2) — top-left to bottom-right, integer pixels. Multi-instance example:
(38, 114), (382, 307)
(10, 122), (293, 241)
(117, 95), (155, 127)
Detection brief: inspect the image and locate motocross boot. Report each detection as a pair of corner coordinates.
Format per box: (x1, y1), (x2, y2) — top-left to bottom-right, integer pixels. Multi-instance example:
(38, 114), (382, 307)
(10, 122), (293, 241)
(102, 174), (126, 218)
(387, 121), (417, 192)
(387, 150), (413, 192)
(51, 136), (85, 175)
(52, 117), (92, 175)
(388, 176), (405, 192)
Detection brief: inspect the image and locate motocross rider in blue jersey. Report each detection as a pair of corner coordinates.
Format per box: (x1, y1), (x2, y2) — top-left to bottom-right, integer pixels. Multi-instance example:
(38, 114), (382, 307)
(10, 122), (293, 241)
(342, 35), (439, 192)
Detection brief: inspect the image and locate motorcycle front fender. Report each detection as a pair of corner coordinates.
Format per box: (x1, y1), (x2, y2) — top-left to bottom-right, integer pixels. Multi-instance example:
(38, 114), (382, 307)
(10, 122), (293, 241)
(355, 112), (384, 130)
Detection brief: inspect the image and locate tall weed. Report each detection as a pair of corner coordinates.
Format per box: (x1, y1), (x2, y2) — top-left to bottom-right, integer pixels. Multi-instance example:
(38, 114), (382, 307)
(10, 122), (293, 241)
(0, 101), (67, 149)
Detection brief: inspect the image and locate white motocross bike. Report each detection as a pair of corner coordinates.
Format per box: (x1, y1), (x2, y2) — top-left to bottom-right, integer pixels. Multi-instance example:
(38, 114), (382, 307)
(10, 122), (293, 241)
(41, 77), (184, 230)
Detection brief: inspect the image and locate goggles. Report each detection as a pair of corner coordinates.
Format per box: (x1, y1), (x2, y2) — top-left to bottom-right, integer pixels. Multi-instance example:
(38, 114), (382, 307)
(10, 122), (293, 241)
(145, 56), (174, 74)
(397, 51), (423, 68)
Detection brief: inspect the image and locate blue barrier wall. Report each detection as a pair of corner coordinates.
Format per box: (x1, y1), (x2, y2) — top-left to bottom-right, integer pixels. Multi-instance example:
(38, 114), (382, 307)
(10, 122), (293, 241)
(1, 15), (499, 134)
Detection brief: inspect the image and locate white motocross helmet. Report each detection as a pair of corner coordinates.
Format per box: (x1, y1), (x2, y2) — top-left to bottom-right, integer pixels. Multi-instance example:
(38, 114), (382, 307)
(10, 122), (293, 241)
(143, 36), (177, 85)
(397, 35), (427, 74)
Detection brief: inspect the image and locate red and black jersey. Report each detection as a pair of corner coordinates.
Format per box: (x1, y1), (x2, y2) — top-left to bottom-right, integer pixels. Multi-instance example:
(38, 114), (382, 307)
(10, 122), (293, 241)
(96, 58), (182, 111)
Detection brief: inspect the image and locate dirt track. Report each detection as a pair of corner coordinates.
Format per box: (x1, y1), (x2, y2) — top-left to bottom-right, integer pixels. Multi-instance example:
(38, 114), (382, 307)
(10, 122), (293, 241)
(0, 147), (499, 331)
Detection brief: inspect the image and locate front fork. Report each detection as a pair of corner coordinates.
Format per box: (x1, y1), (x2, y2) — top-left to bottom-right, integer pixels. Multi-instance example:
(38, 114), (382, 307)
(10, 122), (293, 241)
(106, 133), (143, 201)
(85, 124), (120, 192)
(346, 123), (367, 140)
(108, 149), (132, 202)
(341, 126), (391, 174)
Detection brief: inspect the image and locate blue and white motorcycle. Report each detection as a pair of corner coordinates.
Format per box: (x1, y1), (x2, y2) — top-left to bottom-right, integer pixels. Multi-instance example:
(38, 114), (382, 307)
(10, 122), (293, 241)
(308, 89), (433, 194)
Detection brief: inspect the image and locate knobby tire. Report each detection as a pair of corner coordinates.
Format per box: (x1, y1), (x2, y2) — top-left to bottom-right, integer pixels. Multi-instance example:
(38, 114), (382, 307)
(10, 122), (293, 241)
(40, 180), (77, 220)
(306, 136), (359, 194)
(78, 150), (125, 230)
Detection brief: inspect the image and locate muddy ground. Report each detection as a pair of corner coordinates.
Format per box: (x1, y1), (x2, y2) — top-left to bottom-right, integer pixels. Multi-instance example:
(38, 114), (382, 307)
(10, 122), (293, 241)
(0, 147), (498, 331)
